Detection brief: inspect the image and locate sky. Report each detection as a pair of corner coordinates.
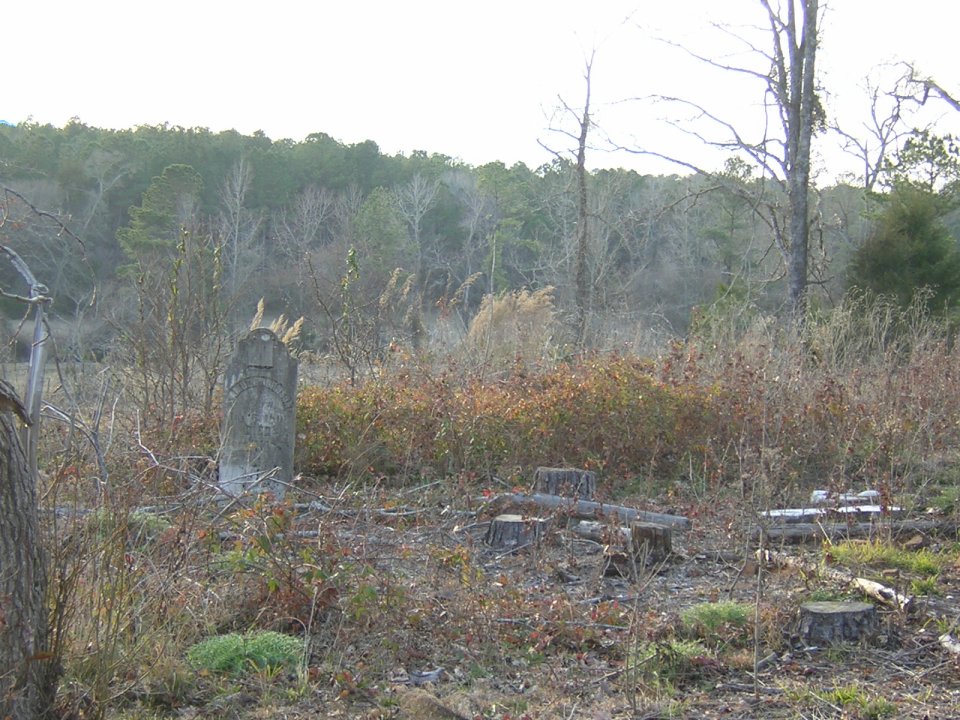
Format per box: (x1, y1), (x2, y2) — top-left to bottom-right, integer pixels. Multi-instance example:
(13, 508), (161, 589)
(6, 1), (960, 180)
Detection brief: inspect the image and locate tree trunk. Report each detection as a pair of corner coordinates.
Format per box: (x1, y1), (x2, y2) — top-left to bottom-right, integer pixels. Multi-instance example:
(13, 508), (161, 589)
(774, 0), (819, 322)
(629, 521), (673, 565)
(0, 412), (54, 719)
(574, 55), (593, 349)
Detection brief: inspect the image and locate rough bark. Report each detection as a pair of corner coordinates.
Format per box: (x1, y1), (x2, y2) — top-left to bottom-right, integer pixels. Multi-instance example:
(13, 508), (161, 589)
(484, 514), (546, 550)
(533, 466), (596, 499)
(629, 521), (673, 565)
(763, 0), (819, 321)
(573, 55), (593, 349)
(0, 412), (54, 719)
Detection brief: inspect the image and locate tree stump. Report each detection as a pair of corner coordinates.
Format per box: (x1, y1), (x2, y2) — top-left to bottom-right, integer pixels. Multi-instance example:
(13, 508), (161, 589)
(484, 514), (546, 550)
(630, 521), (672, 565)
(798, 601), (877, 645)
(533, 466), (596, 499)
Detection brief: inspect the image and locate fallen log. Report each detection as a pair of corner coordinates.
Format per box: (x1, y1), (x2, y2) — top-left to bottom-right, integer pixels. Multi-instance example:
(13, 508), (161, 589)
(755, 519), (957, 544)
(760, 505), (903, 524)
(851, 578), (912, 611)
(497, 493), (691, 530)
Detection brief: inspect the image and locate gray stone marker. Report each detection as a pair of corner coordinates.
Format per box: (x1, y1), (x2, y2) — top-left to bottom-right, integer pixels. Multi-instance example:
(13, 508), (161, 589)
(220, 328), (298, 499)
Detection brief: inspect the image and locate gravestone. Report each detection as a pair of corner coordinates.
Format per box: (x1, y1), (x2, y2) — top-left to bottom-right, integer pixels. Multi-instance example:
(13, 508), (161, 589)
(220, 328), (298, 499)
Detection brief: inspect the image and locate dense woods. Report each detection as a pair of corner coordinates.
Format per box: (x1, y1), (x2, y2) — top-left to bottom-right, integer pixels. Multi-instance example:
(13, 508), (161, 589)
(0, 121), (892, 357)
(4, 118), (955, 364)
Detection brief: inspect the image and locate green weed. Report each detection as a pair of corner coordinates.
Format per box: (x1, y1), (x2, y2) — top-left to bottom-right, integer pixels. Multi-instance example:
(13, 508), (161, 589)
(910, 576), (941, 596)
(680, 601), (751, 649)
(185, 631), (304, 676)
(828, 539), (948, 577)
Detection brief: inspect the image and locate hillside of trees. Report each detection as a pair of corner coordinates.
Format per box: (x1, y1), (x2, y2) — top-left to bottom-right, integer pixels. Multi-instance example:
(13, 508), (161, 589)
(0, 118), (926, 362)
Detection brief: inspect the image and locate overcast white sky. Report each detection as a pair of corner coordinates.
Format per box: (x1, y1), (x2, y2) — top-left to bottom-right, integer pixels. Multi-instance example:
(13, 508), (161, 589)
(6, 1), (960, 180)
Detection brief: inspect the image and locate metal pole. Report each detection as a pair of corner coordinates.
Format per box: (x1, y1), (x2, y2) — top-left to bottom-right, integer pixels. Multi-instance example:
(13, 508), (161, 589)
(23, 283), (49, 481)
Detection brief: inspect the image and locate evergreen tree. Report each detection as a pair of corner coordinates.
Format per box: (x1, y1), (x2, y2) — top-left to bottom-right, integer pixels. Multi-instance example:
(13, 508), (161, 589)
(116, 164), (203, 267)
(848, 187), (960, 311)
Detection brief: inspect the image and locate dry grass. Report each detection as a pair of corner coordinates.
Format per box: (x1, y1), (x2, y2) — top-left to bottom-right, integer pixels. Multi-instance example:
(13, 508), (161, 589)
(465, 287), (558, 373)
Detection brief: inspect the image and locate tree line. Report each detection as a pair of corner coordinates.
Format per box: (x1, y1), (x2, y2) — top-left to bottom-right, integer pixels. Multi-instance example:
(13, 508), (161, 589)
(6, 118), (949, 363)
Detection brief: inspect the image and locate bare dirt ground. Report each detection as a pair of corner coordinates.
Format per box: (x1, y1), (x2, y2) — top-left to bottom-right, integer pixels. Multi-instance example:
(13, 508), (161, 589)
(143, 479), (960, 720)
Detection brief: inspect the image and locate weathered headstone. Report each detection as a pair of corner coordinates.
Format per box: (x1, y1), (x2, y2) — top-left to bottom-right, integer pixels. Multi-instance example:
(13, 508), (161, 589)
(220, 328), (297, 499)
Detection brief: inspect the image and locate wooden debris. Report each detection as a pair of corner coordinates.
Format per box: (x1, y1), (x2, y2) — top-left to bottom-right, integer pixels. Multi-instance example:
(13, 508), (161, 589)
(755, 519), (956, 544)
(533, 466), (596, 498)
(569, 520), (629, 543)
(939, 633), (960, 656)
(799, 600), (878, 645)
(810, 489), (881, 505)
(851, 577), (912, 611)
(484, 514), (546, 550)
(760, 505), (902, 524)
(498, 492), (691, 530)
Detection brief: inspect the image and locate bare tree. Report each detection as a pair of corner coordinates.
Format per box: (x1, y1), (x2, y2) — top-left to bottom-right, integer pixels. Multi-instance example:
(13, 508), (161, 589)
(542, 52), (596, 348)
(218, 158), (263, 304)
(394, 173), (440, 280)
(446, 169), (498, 319)
(896, 63), (960, 114)
(626, 0), (822, 323)
(832, 68), (913, 192)
(276, 185), (336, 256)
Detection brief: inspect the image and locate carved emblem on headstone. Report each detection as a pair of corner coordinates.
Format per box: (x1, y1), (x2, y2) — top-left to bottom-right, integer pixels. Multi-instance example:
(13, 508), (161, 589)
(220, 328), (297, 499)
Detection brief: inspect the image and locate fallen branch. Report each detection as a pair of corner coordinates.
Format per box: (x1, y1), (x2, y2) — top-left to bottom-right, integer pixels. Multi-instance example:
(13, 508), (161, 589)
(850, 578), (912, 612)
(496, 493), (691, 529)
(760, 505), (903, 524)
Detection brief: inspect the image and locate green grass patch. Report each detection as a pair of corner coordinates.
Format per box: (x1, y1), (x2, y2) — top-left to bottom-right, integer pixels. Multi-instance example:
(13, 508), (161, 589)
(818, 684), (897, 719)
(910, 576), (941, 596)
(828, 540), (948, 577)
(186, 631), (304, 676)
(680, 601), (752, 649)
